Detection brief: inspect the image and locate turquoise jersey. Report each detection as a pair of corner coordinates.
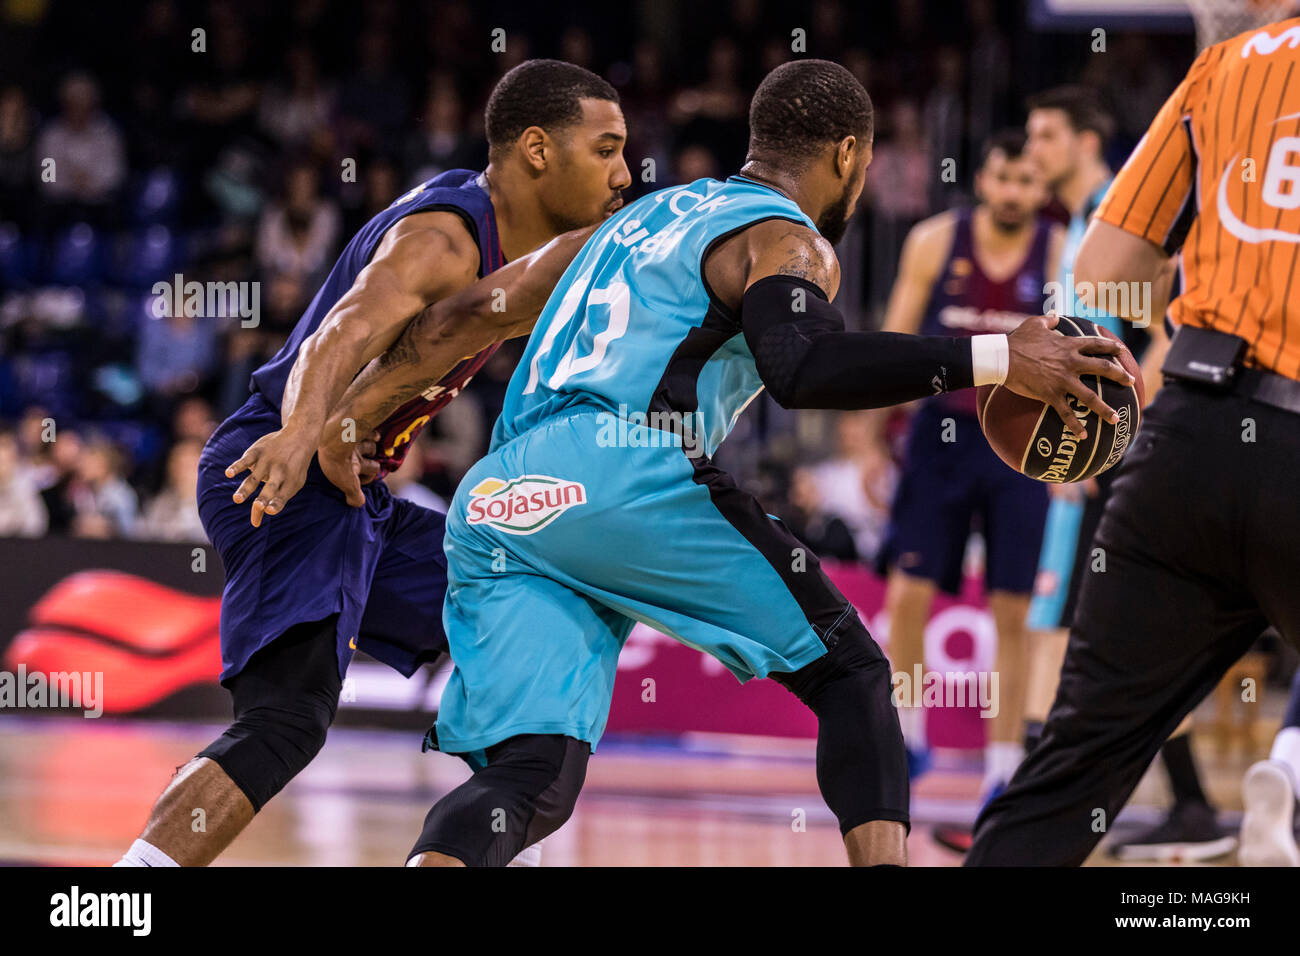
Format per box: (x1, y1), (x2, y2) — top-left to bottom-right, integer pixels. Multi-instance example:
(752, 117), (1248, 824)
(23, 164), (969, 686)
(492, 176), (815, 458)
(1058, 178), (1119, 334)
(1027, 176), (1118, 633)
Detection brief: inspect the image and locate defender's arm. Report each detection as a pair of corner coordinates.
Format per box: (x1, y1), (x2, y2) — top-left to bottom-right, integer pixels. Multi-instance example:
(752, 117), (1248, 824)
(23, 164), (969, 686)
(226, 211), (479, 526)
(315, 225), (598, 506)
(329, 224), (597, 440)
(278, 211), (481, 441)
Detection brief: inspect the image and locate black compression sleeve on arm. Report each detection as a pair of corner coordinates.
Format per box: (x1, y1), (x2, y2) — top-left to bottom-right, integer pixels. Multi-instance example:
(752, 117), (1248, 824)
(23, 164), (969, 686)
(740, 274), (976, 410)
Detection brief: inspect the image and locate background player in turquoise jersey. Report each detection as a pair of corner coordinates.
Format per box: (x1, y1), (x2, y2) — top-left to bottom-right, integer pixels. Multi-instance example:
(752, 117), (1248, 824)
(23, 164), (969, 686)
(329, 60), (1133, 868)
(114, 61), (630, 869)
(1019, 86), (1232, 862)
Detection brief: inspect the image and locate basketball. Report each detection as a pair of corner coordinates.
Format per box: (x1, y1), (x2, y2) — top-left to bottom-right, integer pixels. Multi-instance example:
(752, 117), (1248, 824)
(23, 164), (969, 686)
(977, 317), (1145, 483)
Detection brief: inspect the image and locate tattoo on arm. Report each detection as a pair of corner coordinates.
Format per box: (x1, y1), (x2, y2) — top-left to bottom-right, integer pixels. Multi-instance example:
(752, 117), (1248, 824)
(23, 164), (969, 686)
(773, 232), (834, 286)
(376, 309), (429, 371)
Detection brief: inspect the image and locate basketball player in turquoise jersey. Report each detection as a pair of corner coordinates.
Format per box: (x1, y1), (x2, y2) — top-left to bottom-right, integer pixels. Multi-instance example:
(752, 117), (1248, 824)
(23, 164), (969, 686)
(114, 61), (630, 868)
(322, 60), (1132, 867)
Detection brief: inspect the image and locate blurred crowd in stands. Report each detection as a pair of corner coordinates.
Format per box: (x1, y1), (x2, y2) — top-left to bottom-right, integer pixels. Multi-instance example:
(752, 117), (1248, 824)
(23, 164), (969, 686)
(0, 0), (1193, 558)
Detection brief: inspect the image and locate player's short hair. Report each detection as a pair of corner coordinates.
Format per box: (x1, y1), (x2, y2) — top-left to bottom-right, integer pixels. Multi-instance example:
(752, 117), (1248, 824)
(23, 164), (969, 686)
(485, 59), (619, 156)
(980, 128), (1029, 166)
(1026, 85), (1116, 144)
(748, 59), (873, 163)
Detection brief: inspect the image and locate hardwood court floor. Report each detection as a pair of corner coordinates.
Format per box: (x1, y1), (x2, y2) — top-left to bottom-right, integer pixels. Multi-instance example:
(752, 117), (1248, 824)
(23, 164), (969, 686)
(0, 715), (1279, 866)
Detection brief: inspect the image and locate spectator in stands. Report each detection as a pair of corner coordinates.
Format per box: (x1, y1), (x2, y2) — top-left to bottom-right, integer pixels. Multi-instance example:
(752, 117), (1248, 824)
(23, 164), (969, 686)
(785, 465), (860, 563)
(337, 29), (409, 152)
(924, 47), (967, 208)
(134, 438), (205, 542)
(259, 44), (335, 150)
(0, 427), (47, 536)
(24, 415), (78, 535)
(256, 161), (341, 291)
(864, 99), (932, 316)
(35, 72), (126, 226)
(403, 78), (474, 185)
(0, 85), (36, 228)
(343, 155), (400, 237)
(179, 16), (261, 154)
(805, 412), (896, 563)
(669, 36), (748, 173)
(171, 395), (217, 446)
(674, 143), (720, 184)
(68, 437), (137, 538)
(136, 297), (220, 402)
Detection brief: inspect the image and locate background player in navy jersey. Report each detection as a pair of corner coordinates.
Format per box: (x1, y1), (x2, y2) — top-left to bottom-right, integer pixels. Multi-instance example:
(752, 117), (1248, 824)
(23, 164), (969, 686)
(869, 131), (1062, 820)
(114, 60), (630, 868)
(317, 60), (1132, 867)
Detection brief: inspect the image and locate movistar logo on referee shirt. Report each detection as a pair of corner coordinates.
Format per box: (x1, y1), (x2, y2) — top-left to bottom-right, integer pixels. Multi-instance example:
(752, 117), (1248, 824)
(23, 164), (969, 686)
(465, 475), (587, 535)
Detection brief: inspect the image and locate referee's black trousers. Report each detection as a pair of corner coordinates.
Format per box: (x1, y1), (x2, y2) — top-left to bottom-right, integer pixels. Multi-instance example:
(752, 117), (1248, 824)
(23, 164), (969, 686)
(966, 381), (1300, 866)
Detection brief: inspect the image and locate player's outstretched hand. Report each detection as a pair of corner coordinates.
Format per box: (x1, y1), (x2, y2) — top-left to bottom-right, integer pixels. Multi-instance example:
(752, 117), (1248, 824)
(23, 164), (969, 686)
(1004, 312), (1135, 440)
(226, 427), (319, 527)
(317, 424), (382, 508)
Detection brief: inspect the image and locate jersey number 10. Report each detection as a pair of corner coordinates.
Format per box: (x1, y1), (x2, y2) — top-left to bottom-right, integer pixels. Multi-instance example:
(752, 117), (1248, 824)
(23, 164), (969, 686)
(523, 278), (632, 394)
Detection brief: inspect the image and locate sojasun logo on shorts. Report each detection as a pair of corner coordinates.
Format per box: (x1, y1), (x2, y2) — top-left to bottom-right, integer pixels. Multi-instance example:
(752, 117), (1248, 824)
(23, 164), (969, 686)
(465, 475), (587, 535)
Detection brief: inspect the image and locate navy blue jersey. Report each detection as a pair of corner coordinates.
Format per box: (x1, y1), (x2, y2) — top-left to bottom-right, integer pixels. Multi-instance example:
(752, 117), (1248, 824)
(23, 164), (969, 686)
(918, 208), (1052, 416)
(250, 169), (505, 474)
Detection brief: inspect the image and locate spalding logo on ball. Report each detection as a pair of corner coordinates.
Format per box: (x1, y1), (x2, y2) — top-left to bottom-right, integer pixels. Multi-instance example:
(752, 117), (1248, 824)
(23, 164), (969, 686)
(977, 316), (1144, 483)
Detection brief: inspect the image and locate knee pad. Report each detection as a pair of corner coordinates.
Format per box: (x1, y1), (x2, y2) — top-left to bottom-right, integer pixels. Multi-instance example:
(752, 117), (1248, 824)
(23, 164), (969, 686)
(198, 618), (342, 812)
(772, 621), (910, 835)
(411, 734), (589, 866)
(771, 614), (889, 706)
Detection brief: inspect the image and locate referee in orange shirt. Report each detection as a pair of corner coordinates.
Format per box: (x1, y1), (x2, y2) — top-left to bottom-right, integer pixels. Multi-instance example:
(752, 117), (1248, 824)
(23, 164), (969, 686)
(968, 16), (1300, 866)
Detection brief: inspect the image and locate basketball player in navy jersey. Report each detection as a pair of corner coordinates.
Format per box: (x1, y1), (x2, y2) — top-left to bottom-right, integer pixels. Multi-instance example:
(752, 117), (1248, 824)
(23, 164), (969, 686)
(114, 60), (630, 868)
(871, 132), (1062, 832)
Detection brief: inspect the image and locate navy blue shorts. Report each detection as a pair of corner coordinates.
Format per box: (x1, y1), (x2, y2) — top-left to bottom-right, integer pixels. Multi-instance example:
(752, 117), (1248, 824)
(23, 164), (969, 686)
(877, 405), (1049, 596)
(198, 393), (449, 683)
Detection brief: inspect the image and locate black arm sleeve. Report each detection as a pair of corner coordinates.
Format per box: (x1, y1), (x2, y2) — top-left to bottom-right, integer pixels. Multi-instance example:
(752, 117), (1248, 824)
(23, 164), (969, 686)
(740, 274), (976, 410)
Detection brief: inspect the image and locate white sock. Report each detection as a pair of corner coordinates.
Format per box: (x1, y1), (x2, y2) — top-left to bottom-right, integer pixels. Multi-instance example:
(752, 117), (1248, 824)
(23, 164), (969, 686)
(1270, 726), (1300, 794)
(114, 839), (179, 867)
(507, 841), (543, 867)
(897, 707), (927, 751)
(982, 741), (1024, 792)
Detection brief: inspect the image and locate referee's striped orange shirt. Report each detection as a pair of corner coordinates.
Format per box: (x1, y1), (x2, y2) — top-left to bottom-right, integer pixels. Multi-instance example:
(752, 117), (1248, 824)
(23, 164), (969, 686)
(1096, 17), (1300, 379)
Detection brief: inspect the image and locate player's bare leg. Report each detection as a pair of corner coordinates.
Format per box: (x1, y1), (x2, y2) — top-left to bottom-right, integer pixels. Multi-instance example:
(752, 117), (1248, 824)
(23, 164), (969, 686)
(844, 820), (907, 866)
(984, 590), (1032, 798)
(117, 758), (254, 867)
(1024, 626), (1069, 733)
(885, 569), (937, 773)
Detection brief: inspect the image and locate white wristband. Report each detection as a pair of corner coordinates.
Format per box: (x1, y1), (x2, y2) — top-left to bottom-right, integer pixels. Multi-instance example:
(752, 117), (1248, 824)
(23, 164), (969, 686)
(971, 334), (1009, 387)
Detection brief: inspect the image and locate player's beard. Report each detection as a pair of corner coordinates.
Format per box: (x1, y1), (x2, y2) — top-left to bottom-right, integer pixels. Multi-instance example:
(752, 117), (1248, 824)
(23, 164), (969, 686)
(817, 187), (854, 245)
(991, 205), (1030, 234)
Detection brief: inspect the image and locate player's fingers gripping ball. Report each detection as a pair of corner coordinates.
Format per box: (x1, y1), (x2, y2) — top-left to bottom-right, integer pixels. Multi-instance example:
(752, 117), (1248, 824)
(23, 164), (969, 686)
(977, 316), (1144, 483)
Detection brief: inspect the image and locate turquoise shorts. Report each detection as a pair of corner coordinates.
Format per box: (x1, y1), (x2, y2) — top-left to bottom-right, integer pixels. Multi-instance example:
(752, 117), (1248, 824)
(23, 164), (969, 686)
(435, 408), (855, 764)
